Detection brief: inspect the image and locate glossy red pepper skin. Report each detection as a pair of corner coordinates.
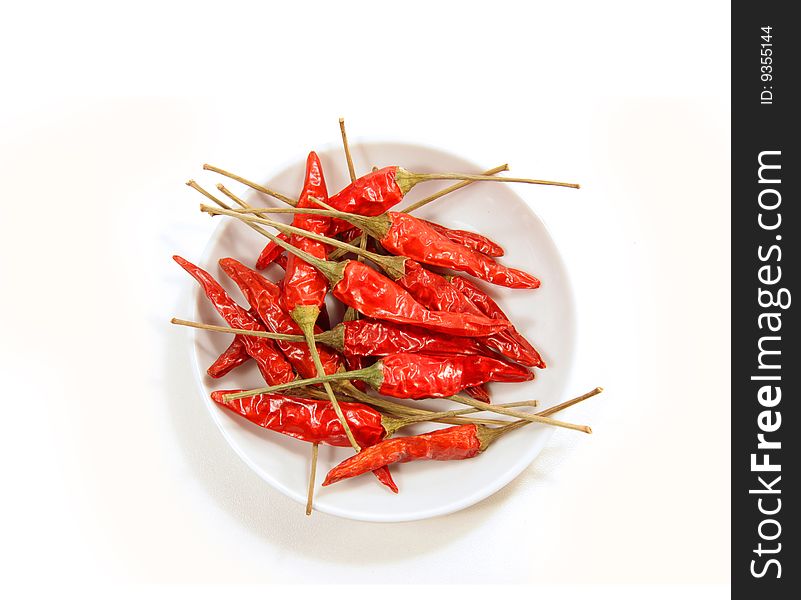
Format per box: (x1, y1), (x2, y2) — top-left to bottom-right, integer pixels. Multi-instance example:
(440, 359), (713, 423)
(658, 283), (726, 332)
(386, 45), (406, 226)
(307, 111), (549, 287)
(207, 335), (252, 378)
(450, 276), (545, 368)
(380, 213), (540, 289)
(422, 220), (504, 257)
(376, 353), (533, 399)
(323, 424), (481, 487)
(283, 152), (332, 313)
(325, 166), (403, 235)
(212, 390), (397, 492)
(220, 258), (341, 378)
(174, 256), (296, 386)
(342, 319), (488, 357)
(332, 260), (510, 337)
(395, 261), (539, 366)
(255, 232), (290, 270)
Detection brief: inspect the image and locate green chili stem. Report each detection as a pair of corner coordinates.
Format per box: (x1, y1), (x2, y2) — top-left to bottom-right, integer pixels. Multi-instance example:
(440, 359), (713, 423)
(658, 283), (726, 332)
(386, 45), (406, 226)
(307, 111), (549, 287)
(305, 443), (318, 516)
(170, 318), (340, 350)
(447, 395), (592, 433)
(395, 167), (580, 194)
(338, 117), (357, 182)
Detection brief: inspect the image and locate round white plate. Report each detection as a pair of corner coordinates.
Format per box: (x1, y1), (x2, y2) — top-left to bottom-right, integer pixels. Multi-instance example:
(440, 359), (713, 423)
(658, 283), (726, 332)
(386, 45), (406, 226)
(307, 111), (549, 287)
(190, 141), (576, 522)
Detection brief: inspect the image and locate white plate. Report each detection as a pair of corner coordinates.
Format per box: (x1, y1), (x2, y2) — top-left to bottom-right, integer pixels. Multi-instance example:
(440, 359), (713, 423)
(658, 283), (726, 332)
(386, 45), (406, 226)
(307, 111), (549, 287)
(189, 141), (576, 522)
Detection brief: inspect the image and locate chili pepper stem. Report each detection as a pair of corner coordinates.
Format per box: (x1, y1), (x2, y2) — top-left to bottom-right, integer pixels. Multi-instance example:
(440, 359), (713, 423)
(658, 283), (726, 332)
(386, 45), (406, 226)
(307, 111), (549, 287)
(475, 387), (604, 449)
(447, 395), (592, 434)
(338, 118), (357, 182)
(200, 204), (409, 281)
(187, 180), (276, 243)
(401, 164), (509, 213)
(202, 164), (297, 206)
(394, 168), (580, 194)
(305, 443), (319, 516)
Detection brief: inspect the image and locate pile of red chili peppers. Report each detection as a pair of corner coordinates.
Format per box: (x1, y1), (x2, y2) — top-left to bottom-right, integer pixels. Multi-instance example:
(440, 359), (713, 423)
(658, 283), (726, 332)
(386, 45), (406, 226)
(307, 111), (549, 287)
(173, 120), (599, 515)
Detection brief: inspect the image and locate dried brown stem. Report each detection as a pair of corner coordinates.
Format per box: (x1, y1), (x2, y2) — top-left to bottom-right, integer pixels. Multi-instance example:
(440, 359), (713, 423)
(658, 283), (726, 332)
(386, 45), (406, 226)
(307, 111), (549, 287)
(401, 163), (509, 213)
(305, 443), (318, 516)
(202, 163), (297, 206)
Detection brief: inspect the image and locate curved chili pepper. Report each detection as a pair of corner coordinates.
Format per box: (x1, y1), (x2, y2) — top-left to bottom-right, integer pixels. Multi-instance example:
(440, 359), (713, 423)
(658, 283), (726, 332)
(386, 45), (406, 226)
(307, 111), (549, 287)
(212, 390), (397, 492)
(322, 424), (484, 487)
(449, 275), (545, 368)
(207, 307), (263, 378)
(255, 232), (290, 270)
(173, 256), (296, 386)
(283, 152), (332, 314)
(207, 336), (252, 378)
(268, 206), (538, 288)
(464, 385), (491, 403)
(248, 229), (512, 338)
(375, 353), (533, 399)
(334, 319), (489, 357)
(422, 220), (504, 257)
(219, 257), (341, 379)
(395, 260), (540, 367)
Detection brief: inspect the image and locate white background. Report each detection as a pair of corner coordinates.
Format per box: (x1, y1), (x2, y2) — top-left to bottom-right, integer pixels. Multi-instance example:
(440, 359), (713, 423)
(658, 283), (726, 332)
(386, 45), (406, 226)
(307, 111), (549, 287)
(1, 0), (730, 595)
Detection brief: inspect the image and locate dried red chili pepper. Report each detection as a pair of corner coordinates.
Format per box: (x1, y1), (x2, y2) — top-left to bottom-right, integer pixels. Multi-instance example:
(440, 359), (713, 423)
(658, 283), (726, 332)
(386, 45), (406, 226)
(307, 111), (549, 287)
(219, 257), (341, 379)
(322, 424), (486, 487)
(212, 390), (397, 492)
(464, 385), (492, 403)
(449, 275), (545, 368)
(207, 336), (252, 378)
(255, 232), (290, 269)
(226, 352), (532, 401)
(278, 206), (539, 289)
(174, 256), (296, 386)
(421, 220), (504, 257)
(321, 388), (602, 487)
(207, 307), (263, 378)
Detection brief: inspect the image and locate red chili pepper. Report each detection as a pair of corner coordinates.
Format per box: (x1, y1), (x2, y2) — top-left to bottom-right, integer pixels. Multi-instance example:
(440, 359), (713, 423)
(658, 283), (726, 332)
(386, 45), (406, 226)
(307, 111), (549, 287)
(375, 353), (532, 399)
(464, 385), (491, 403)
(212, 390), (397, 492)
(327, 319), (489, 357)
(255, 232), (290, 270)
(253, 229), (511, 338)
(219, 257), (341, 379)
(207, 307), (263, 378)
(271, 206), (539, 289)
(421, 220), (504, 257)
(449, 275), (545, 368)
(322, 424), (484, 487)
(282, 152), (332, 315)
(174, 256), (296, 386)
(207, 335), (252, 378)
(395, 260), (540, 367)
(232, 352), (532, 401)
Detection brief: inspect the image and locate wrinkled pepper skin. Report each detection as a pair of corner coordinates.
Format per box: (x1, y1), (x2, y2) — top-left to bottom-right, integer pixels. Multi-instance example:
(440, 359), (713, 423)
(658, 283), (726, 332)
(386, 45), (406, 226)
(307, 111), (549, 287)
(396, 261), (539, 366)
(342, 319), (488, 357)
(325, 166), (403, 235)
(212, 390), (397, 492)
(422, 220), (504, 257)
(220, 257), (341, 379)
(381, 213), (540, 289)
(283, 151), (331, 312)
(450, 275), (545, 368)
(207, 335), (252, 378)
(376, 353), (533, 399)
(323, 424), (481, 487)
(332, 260), (510, 337)
(173, 256), (296, 386)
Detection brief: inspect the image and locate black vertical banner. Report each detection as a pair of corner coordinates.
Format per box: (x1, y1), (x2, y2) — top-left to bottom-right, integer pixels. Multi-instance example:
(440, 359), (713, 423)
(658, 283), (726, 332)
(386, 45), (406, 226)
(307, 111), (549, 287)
(732, 2), (798, 598)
